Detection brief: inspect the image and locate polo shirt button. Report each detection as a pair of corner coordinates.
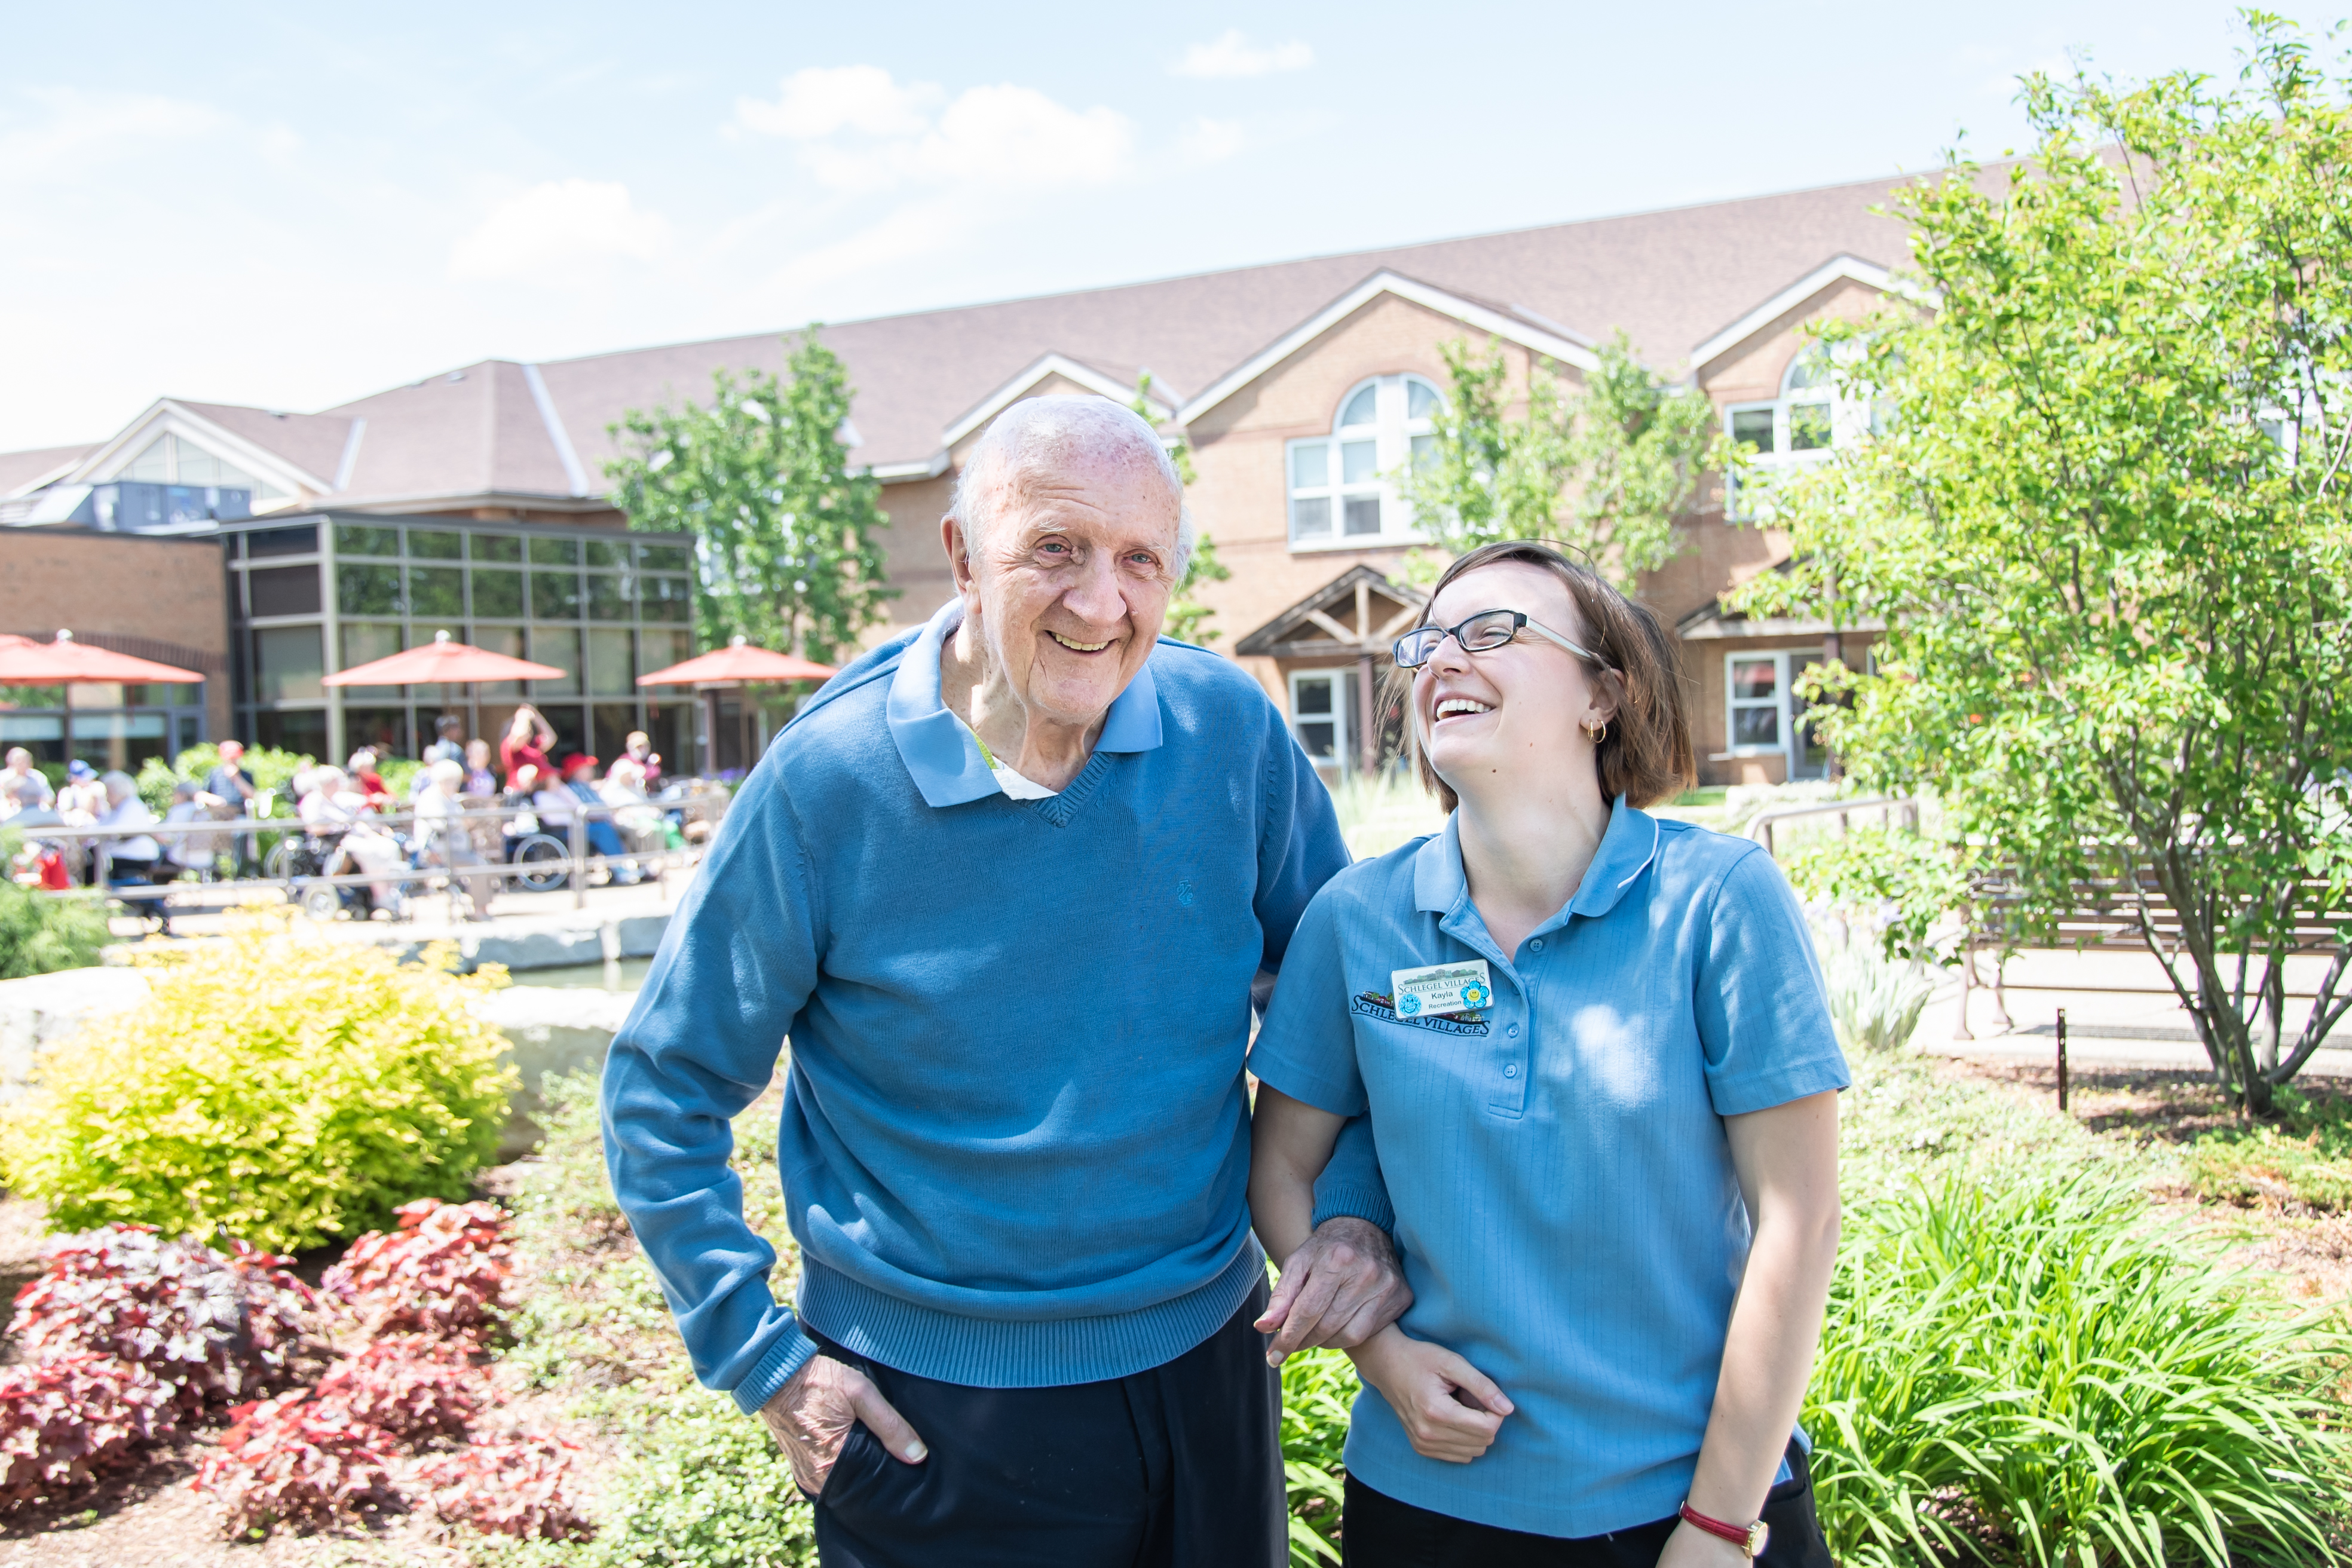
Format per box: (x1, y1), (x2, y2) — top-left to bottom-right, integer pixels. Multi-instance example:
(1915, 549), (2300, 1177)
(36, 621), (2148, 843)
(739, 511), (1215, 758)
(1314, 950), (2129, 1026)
(1530, 938), (1544, 950)
(1506, 1024), (1520, 1037)
(1504, 1064), (1519, 1077)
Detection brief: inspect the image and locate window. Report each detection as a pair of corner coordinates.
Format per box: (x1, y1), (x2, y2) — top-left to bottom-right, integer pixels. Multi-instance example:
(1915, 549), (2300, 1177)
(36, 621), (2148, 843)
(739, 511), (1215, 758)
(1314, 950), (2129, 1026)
(1724, 345), (1860, 519)
(1287, 375), (1441, 549)
(1723, 651), (1834, 779)
(1287, 669), (1360, 770)
(114, 434), (287, 501)
(1728, 656), (1780, 748)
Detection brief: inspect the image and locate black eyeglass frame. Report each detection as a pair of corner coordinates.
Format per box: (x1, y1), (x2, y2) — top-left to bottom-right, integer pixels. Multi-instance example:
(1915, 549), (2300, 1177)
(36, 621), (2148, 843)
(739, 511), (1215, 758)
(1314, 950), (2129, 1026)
(1392, 610), (1607, 670)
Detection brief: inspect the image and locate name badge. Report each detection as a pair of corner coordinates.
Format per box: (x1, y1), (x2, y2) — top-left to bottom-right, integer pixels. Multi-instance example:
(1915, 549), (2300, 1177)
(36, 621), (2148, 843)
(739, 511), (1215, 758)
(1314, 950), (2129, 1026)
(1390, 959), (1492, 1018)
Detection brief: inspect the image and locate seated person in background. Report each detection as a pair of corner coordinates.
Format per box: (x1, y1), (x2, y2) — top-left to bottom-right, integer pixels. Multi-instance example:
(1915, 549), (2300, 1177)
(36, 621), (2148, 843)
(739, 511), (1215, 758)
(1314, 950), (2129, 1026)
(95, 770), (170, 930)
(623, 730), (662, 786)
(299, 765), (405, 908)
(347, 749), (393, 808)
(0, 748), (53, 821)
(162, 780), (222, 879)
(462, 739), (500, 798)
(416, 758), (495, 920)
(58, 760), (107, 823)
(5, 776), (62, 833)
(599, 757), (667, 856)
(534, 755), (638, 884)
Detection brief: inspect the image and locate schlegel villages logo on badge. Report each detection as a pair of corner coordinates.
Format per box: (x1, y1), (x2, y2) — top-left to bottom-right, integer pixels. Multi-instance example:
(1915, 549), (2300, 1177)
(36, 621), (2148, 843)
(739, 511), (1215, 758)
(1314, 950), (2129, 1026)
(1390, 960), (1493, 1019)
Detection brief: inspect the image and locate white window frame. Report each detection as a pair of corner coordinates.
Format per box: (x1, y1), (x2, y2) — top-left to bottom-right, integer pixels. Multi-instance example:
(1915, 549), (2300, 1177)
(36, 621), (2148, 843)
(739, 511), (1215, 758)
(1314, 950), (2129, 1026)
(1724, 344), (1868, 521)
(1287, 669), (1355, 771)
(1285, 374), (1441, 551)
(1725, 652), (1786, 756)
(1723, 650), (1836, 776)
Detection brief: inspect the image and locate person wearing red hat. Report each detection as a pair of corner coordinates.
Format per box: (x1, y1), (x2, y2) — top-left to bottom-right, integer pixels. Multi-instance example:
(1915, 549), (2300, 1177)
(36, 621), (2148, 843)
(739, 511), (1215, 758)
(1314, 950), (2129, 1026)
(537, 752), (638, 883)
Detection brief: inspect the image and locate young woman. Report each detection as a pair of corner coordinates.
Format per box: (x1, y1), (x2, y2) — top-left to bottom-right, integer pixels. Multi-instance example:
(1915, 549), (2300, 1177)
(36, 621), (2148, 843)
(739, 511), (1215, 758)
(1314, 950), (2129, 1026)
(1250, 542), (1846, 1568)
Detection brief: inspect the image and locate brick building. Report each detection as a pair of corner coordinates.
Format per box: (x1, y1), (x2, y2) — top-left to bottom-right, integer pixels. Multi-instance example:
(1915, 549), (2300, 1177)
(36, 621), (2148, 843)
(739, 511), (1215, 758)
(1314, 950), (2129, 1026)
(2, 171), (1921, 781)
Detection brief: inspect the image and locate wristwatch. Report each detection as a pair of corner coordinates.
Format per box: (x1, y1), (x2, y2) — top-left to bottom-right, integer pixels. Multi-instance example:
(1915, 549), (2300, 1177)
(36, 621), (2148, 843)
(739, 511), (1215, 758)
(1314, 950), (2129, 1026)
(1679, 1500), (1770, 1559)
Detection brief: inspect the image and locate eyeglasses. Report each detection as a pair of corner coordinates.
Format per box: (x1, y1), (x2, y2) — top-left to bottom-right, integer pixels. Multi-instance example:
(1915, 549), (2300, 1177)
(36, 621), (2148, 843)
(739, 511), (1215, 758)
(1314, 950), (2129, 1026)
(1392, 610), (1606, 670)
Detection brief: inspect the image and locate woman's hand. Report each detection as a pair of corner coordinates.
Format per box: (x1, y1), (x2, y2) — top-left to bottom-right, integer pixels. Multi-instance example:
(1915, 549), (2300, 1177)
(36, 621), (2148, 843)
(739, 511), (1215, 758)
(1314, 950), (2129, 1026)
(1349, 1325), (1513, 1464)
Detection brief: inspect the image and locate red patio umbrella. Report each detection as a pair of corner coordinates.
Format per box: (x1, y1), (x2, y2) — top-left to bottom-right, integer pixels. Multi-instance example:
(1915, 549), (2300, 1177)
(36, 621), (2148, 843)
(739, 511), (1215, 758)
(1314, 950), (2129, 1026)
(636, 635), (837, 777)
(321, 629), (565, 687)
(0, 629), (206, 762)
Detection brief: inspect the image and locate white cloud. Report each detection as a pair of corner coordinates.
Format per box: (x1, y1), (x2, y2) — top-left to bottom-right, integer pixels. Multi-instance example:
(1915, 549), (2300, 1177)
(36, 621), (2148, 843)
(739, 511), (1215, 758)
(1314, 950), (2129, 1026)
(1171, 31), (1313, 79)
(736, 67), (1132, 195)
(448, 179), (670, 281)
(1178, 117), (1248, 165)
(737, 65), (937, 139)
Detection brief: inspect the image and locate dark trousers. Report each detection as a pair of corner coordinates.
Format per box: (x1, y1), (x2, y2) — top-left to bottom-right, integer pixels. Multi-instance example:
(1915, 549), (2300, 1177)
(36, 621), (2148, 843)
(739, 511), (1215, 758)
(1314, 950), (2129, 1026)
(807, 1281), (1284, 1568)
(1341, 1442), (1835, 1568)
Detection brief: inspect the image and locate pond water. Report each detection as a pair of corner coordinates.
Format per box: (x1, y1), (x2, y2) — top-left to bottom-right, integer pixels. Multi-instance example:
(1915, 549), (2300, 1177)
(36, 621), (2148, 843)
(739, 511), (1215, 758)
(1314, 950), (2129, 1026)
(509, 957), (654, 992)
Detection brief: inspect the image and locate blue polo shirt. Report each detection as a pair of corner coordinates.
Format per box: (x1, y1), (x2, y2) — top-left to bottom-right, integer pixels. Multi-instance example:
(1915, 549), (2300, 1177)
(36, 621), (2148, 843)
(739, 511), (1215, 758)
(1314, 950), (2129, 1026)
(603, 601), (1379, 1416)
(1250, 803), (1847, 1538)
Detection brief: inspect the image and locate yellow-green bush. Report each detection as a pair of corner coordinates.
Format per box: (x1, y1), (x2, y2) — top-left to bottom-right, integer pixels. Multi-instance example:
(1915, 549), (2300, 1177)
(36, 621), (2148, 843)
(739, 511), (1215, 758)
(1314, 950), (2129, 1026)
(0, 927), (517, 1251)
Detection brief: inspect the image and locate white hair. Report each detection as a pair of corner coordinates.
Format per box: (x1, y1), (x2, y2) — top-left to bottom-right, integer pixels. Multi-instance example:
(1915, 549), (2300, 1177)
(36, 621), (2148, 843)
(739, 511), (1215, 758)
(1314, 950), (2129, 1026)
(429, 758), (465, 786)
(948, 397), (1193, 579)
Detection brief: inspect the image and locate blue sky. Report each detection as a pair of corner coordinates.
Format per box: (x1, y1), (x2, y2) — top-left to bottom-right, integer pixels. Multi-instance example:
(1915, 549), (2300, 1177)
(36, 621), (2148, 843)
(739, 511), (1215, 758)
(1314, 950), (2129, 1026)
(0, 2), (2328, 451)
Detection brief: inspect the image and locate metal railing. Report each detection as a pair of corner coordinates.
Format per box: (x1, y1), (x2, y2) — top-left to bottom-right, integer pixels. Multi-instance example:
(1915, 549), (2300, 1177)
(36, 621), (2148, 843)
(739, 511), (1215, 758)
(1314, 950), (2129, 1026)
(6, 789), (729, 923)
(1745, 795), (1919, 858)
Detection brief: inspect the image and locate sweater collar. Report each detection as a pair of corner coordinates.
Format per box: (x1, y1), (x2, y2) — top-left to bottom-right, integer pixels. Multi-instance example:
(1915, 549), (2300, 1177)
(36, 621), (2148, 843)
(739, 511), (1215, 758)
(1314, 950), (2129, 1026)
(1412, 795), (1659, 921)
(886, 599), (1164, 808)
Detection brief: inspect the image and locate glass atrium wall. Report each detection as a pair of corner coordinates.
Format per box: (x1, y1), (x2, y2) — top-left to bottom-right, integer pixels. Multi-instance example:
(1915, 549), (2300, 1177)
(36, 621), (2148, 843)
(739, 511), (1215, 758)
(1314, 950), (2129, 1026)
(223, 514), (699, 769)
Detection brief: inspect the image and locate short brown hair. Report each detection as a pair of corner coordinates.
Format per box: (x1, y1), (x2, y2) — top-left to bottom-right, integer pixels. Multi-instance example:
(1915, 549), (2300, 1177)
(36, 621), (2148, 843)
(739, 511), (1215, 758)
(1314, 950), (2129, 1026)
(1388, 541), (1696, 811)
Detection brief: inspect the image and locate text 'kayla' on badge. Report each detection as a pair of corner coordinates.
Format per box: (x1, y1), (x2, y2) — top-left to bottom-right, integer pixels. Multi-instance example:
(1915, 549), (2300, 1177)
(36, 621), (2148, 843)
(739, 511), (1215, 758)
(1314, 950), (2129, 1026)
(1389, 959), (1493, 1018)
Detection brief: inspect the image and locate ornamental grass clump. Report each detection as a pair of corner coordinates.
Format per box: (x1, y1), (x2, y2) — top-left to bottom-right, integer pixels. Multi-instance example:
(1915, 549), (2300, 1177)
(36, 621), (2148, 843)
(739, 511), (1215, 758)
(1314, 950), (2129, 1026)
(1806, 1171), (2352, 1568)
(0, 928), (517, 1252)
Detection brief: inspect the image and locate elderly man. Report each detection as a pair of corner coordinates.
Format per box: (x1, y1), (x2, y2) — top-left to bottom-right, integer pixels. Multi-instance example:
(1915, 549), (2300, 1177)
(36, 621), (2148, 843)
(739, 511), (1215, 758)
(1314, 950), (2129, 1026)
(603, 397), (1405, 1567)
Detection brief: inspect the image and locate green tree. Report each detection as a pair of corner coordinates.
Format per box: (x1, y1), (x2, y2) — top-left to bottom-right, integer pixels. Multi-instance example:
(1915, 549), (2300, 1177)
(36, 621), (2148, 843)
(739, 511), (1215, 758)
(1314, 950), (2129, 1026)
(607, 329), (894, 665)
(1132, 373), (1231, 644)
(1398, 333), (1731, 588)
(1734, 18), (2352, 1114)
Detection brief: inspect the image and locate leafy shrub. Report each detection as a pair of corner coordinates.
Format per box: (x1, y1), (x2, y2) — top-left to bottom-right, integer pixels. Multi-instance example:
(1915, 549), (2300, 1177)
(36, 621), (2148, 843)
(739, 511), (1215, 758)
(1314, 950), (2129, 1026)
(1807, 1171), (2351, 1568)
(0, 835), (112, 977)
(0, 1354), (179, 1507)
(1821, 944), (1934, 1054)
(0, 930), (517, 1251)
(1281, 1348), (1356, 1566)
(193, 1388), (396, 1538)
(322, 1199), (513, 1343)
(413, 1435), (590, 1542)
(1786, 824), (1967, 963)
(308, 1337), (479, 1444)
(11, 1225), (313, 1408)
(137, 743), (313, 817)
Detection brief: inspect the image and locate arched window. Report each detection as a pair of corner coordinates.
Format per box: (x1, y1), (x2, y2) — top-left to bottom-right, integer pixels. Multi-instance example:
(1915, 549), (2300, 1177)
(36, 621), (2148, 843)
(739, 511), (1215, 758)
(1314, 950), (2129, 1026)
(1286, 374), (1441, 549)
(1724, 344), (1858, 517)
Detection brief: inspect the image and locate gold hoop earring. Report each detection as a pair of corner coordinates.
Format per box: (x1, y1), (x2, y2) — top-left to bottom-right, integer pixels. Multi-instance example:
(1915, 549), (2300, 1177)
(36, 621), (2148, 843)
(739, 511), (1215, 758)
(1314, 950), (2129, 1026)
(1583, 718), (1607, 743)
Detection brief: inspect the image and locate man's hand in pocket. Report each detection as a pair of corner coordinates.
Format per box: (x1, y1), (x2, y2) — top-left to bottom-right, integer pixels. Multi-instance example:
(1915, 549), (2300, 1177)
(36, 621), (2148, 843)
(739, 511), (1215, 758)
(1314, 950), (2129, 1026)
(758, 1353), (929, 1497)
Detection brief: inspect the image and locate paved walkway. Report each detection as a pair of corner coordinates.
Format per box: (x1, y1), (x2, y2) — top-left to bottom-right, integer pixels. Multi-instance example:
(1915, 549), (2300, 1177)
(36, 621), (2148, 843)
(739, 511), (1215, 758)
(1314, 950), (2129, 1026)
(1919, 946), (2352, 1079)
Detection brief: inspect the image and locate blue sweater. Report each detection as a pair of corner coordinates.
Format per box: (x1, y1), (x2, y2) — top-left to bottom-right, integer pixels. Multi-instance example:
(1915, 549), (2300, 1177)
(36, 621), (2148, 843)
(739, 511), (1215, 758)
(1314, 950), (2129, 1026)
(602, 604), (1367, 1414)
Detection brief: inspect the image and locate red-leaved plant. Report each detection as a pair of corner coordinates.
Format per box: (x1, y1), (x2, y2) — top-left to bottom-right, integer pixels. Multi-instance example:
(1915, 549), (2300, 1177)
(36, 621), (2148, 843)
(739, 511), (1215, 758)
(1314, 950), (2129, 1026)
(412, 1435), (590, 1541)
(0, 1354), (179, 1506)
(11, 1226), (314, 1408)
(308, 1336), (479, 1445)
(321, 1200), (511, 1343)
(192, 1389), (394, 1537)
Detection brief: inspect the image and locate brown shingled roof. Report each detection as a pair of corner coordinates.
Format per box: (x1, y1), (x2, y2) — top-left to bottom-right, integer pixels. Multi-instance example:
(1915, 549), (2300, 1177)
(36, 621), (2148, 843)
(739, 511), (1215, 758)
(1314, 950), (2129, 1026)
(11, 170), (1924, 509)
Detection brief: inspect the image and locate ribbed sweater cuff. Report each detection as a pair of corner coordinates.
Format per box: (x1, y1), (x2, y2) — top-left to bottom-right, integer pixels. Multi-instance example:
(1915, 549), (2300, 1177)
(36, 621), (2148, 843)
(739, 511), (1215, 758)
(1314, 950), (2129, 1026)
(1312, 1182), (1396, 1235)
(730, 1319), (823, 1416)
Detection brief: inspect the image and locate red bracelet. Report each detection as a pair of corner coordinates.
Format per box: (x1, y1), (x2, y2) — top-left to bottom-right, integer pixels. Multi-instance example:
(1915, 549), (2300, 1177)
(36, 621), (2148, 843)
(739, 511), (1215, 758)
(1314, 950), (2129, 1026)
(1679, 1501), (1770, 1559)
